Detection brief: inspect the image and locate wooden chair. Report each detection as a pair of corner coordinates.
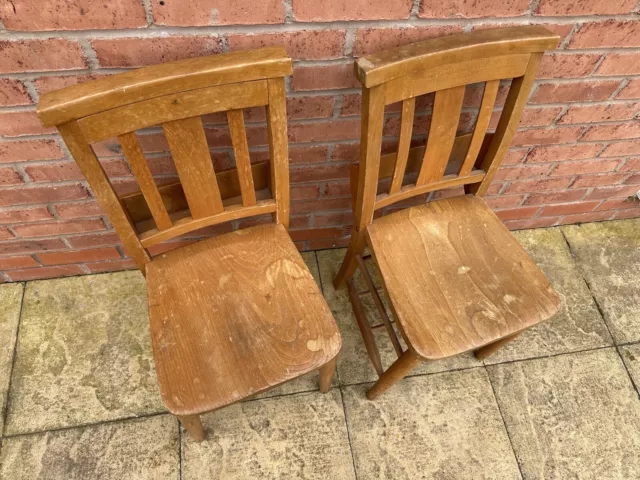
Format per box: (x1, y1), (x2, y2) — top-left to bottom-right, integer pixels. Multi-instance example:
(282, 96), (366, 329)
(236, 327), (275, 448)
(37, 48), (341, 441)
(334, 27), (562, 399)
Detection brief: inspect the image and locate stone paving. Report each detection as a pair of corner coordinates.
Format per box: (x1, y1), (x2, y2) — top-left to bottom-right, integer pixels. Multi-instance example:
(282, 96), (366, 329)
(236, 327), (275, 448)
(0, 218), (638, 479)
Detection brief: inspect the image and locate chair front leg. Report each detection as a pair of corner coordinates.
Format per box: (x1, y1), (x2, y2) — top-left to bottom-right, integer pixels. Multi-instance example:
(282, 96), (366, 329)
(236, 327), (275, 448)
(366, 349), (422, 400)
(474, 332), (520, 360)
(319, 356), (338, 393)
(178, 414), (205, 442)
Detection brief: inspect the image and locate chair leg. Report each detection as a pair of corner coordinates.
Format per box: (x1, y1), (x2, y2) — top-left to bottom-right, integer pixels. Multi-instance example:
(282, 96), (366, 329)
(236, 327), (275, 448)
(178, 414), (205, 442)
(347, 278), (384, 376)
(319, 356), (338, 393)
(474, 332), (520, 360)
(334, 247), (358, 290)
(366, 349), (422, 400)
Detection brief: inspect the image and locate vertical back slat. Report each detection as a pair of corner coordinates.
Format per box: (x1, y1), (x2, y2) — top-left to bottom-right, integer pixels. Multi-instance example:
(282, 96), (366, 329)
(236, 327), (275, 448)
(227, 109), (257, 206)
(163, 116), (224, 219)
(469, 53), (542, 196)
(459, 80), (500, 177)
(416, 85), (465, 186)
(119, 132), (173, 230)
(389, 97), (416, 194)
(57, 121), (150, 271)
(266, 77), (290, 228)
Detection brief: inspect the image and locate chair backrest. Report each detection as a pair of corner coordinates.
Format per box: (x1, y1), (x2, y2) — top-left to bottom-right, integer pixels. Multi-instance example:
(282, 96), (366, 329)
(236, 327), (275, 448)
(38, 48), (292, 273)
(349, 26), (559, 237)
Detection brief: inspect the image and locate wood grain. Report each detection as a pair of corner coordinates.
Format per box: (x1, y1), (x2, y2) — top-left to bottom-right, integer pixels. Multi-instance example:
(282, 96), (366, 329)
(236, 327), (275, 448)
(366, 195), (561, 360)
(266, 77), (290, 228)
(147, 223), (342, 415)
(227, 109), (257, 206)
(163, 116), (224, 219)
(389, 97), (415, 194)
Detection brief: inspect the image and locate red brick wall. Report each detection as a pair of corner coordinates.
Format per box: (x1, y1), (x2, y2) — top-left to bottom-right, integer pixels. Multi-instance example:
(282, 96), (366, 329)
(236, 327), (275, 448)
(1, 0), (640, 281)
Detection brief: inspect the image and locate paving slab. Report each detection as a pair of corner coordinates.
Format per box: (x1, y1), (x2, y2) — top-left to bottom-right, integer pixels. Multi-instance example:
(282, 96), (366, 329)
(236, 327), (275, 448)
(489, 348), (640, 479)
(0, 414), (179, 479)
(5, 271), (165, 435)
(0, 282), (23, 434)
(620, 342), (640, 394)
(316, 249), (480, 386)
(342, 368), (520, 479)
(484, 228), (612, 364)
(182, 389), (355, 480)
(562, 219), (640, 344)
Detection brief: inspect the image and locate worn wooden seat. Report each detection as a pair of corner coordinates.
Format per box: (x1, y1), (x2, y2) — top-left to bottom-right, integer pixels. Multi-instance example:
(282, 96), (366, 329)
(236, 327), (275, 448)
(333, 26), (561, 399)
(147, 223), (340, 415)
(367, 195), (560, 360)
(37, 48), (341, 441)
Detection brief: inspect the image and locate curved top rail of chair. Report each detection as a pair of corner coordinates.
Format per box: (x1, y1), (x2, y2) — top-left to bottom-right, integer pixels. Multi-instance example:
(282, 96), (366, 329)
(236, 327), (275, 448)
(355, 26), (560, 88)
(38, 47), (292, 127)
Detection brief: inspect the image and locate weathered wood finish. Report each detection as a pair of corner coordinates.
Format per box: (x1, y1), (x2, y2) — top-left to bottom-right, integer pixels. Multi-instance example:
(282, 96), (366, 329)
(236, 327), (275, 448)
(38, 50), (342, 440)
(335, 27), (560, 398)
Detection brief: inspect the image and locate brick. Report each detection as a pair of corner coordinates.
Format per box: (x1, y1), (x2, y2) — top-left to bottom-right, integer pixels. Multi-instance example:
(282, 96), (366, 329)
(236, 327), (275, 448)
(0, 238), (66, 256)
(520, 107), (563, 127)
(571, 173), (627, 188)
(289, 227), (345, 242)
(558, 211), (614, 225)
(0, 79), (31, 106)
(229, 30), (345, 60)
(331, 143), (360, 162)
(0, 206), (52, 224)
(340, 94), (361, 116)
(581, 122), (640, 142)
(615, 208), (640, 219)
(37, 247), (121, 266)
(483, 195), (525, 209)
(537, 0), (636, 15)
(290, 185), (320, 200)
(0, 167), (23, 186)
(294, 0), (412, 21)
(0, 0), (146, 31)
(290, 145), (328, 164)
(287, 96), (335, 120)
(504, 177), (572, 194)
(495, 206), (540, 221)
(289, 215), (311, 229)
(586, 184), (640, 200)
(504, 217), (560, 230)
(527, 143), (603, 163)
(0, 139), (63, 163)
(551, 159), (620, 177)
(624, 173), (640, 185)
(512, 126), (584, 146)
(323, 181), (351, 197)
(13, 218), (105, 238)
(24, 159), (130, 183)
(595, 53), (640, 76)
(353, 26), (463, 57)
(621, 157), (640, 171)
(0, 111), (56, 137)
(531, 81), (620, 104)
(0, 227), (14, 240)
(7, 264), (84, 282)
(84, 258), (137, 273)
(525, 189), (587, 205)
(420, 0), (528, 18)
(314, 211), (353, 226)
(596, 198), (638, 211)
(0, 39), (86, 73)
(290, 163), (351, 183)
(540, 202), (600, 217)
(569, 20), (640, 49)
(538, 53), (600, 79)
(493, 164), (552, 181)
(54, 202), (104, 219)
(292, 197), (351, 214)
(558, 103), (640, 125)
(91, 36), (224, 68)
(0, 256), (39, 270)
(0, 184), (88, 206)
(33, 73), (103, 96)
(503, 148), (529, 165)
(288, 119), (360, 143)
(617, 80), (640, 100)
(600, 140), (640, 157)
(151, 0), (284, 26)
(66, 232), (120, 248)
(291, 64), (360, 91)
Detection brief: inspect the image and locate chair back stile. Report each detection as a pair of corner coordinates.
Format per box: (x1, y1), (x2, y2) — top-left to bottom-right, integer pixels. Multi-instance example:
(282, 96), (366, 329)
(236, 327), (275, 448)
(37, 48), (293, 273)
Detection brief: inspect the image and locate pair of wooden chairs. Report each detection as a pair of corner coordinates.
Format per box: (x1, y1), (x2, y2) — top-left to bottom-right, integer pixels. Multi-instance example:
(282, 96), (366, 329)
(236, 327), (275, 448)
(37, 26), (561, 441)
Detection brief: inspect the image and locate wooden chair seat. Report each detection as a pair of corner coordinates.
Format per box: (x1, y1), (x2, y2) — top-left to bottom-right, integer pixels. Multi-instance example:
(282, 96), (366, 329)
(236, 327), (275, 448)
(366, 195), (561, 360)
(146, 223), (341, 415)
